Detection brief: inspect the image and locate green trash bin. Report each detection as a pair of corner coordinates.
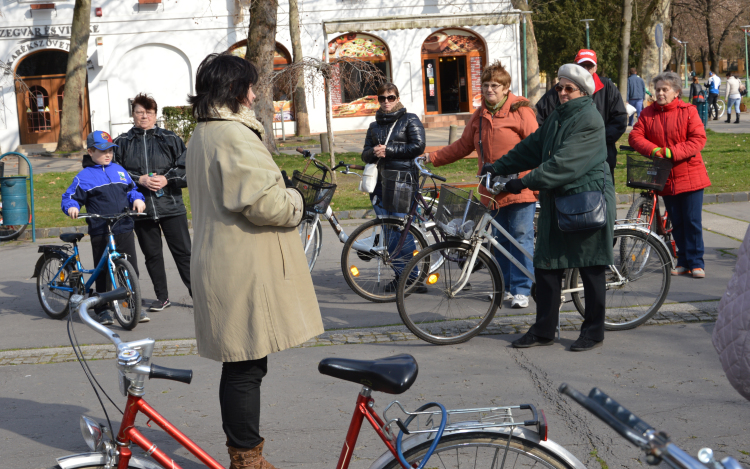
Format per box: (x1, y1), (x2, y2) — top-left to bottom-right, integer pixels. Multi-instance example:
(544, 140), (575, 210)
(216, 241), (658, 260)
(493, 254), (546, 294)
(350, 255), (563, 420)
(695, 91), (708, 129)
(0, 176), (29, 226)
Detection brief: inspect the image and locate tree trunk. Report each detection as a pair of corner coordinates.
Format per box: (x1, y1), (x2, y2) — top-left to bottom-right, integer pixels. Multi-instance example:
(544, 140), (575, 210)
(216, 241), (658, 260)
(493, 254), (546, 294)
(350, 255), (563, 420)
(510, 0), (543, 104)
(688, 55), (696, 76)
(245, 0), (278, 154)
(288, 0), (310, 137)
(323, 76), (337, 184)
(639, 0), (672, 90)
(705, 0), (718, 74)
(57, 0), (90, 152)
(700, 47), (709, 79)
(618, 0), (634, 103)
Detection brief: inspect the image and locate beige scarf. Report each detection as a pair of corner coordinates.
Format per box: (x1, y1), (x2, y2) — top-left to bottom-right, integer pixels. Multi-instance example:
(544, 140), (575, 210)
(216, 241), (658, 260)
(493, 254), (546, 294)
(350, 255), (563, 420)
(207, 104), (266, 141)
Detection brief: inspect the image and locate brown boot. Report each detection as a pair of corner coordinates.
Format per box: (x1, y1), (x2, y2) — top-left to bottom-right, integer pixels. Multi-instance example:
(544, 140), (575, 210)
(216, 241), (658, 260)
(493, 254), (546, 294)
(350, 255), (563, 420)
(227, 440), (279, 469)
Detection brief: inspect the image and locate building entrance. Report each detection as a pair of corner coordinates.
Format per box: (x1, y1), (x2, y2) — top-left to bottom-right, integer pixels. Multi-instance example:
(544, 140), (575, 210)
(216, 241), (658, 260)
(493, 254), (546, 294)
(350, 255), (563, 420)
(14, 50), (90, 145)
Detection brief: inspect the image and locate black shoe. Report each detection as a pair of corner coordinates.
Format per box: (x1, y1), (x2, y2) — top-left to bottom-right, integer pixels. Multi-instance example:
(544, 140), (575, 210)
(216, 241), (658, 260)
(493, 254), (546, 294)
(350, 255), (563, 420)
(569, 336), (603, 352)
(511, 332), (554, 348)
(735, 116), (740, 124)
(725, 117), (732, 123)
(98, 310), (114, 326)
(149, 299), (171, 312)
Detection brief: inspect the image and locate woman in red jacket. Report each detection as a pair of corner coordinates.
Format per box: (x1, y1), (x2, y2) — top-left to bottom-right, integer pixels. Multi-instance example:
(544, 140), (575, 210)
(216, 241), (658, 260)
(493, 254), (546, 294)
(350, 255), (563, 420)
(629, 71), (709, 278)
(425, 61), (538, 308)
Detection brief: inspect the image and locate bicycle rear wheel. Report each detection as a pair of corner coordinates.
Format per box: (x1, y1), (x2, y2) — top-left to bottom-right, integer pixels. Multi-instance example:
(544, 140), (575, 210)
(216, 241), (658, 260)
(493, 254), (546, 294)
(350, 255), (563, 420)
(568, 229), (671, 331)
(0, 209), (28, 241)
(382, 431), (579, 469)
(397, 240), (502, 345)
(299, 217), (323, 272)
(36, 253), (72, 319)
(341, 218), (429, 303)
(112, 258), (142, 330)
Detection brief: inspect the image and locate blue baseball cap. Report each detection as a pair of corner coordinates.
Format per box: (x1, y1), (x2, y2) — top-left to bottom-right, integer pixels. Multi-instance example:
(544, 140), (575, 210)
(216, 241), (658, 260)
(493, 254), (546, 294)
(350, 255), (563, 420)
(86, 130), (118, 150)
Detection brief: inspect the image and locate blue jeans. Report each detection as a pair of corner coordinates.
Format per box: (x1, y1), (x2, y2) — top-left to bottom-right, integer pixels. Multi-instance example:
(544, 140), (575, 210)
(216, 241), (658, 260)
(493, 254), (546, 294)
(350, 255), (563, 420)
(370, 194), (416, 279)
(728, 97), (741, 117)
(628, 99), (643, 126)
(662, 189), (705, 270)
(491, 202), (535, 296)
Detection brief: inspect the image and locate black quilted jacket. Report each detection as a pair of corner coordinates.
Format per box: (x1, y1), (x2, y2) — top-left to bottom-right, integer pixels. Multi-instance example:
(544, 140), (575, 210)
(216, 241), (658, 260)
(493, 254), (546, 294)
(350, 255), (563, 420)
(361, 107), (426, 179)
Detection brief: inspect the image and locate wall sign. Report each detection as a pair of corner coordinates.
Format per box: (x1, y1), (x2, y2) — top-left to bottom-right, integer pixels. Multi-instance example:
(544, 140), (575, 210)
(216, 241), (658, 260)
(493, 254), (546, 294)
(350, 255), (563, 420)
(3, 38), (71, 71)
(0, 25), (100, 39)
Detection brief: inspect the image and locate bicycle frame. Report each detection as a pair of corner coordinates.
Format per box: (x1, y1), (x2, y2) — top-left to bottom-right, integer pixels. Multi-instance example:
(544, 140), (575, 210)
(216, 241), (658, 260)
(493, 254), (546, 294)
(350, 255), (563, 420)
(47, 233), (122, 295)
(640, 191), (677, 257)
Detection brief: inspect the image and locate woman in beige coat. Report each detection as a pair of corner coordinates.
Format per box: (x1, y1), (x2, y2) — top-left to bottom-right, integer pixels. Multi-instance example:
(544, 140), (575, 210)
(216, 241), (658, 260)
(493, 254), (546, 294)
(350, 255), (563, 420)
(186, 53), (324, 469)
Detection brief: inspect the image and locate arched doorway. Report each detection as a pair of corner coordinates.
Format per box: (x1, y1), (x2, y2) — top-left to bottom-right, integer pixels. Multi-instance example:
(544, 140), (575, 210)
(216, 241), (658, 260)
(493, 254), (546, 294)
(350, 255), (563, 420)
(421, 29), (486, 115)
(14, 49), (91, 144)
(228, 41), (294, 122)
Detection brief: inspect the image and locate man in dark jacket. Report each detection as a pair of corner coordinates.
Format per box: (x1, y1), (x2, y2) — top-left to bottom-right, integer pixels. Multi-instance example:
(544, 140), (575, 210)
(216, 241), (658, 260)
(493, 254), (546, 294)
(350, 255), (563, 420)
(114, 93), (191, 312)
(535, 49), (627, 181)
(626, 68), (646, 126)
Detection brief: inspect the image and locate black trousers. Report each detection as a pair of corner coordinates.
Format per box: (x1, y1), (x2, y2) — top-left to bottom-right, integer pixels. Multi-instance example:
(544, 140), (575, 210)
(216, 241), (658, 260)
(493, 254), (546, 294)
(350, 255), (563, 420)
(707, 94), (719, 117)
(220, 357), (268, 449)
(531, 266), (606, 342)
(133, 215), (192, 301)
(90, 231), (139, 311)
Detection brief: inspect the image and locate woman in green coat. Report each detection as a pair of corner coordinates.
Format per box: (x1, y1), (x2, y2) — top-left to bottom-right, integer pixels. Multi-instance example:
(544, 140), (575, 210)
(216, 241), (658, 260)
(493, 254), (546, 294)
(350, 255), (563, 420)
(482, 63), (616, 352)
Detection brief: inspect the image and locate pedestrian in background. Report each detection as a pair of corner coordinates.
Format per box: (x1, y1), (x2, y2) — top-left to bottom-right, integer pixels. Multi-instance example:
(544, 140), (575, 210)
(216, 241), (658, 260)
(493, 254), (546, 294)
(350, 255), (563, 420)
(114, 93), (192, 312)
(425, 61), (538, 309)
(725, 72), (742, 124)
(706, 71), (721, 120)
(627, 68), (646, 127)
(186, 53), (323, 469)
(689, 76), (703, 105)
(629, 72), (709, 278)
(483, 64), (616, 352)
(536, 49), (627, 183)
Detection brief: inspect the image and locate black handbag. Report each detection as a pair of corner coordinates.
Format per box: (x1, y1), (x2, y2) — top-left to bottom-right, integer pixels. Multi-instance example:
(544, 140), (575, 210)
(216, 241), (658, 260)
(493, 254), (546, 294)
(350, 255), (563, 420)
(554, 167), (607, 233)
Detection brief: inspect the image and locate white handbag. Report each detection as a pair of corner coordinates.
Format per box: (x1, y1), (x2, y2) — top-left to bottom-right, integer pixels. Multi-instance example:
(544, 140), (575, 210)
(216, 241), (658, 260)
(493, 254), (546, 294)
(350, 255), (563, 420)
(359, 119), (399, 193)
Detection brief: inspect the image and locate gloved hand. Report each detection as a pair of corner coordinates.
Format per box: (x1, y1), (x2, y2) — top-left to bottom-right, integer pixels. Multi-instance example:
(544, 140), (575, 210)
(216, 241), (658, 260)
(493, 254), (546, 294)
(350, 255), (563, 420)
(651, 147), (672, 159)
(281, 170), (294, 188)
(480, 163), (497, 178)
(504, 178), (526, 194)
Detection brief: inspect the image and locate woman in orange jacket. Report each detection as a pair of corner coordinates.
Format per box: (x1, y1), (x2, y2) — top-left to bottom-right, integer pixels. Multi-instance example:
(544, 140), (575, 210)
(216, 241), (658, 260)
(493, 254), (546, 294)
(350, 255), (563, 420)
(425, 61), (538, 308)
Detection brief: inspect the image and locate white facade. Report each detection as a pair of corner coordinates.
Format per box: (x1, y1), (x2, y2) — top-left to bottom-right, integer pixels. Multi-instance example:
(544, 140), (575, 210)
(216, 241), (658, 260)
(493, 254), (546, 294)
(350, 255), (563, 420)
(0, 0), (521, 153)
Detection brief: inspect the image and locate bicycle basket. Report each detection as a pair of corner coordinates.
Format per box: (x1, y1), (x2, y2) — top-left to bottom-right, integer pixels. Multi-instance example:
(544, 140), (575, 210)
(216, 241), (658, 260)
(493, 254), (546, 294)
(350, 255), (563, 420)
(435, 185), (488, 239)
(292, 170), (337, 214)
(626, 154), (672, 191)
(381, 170), (417, 213)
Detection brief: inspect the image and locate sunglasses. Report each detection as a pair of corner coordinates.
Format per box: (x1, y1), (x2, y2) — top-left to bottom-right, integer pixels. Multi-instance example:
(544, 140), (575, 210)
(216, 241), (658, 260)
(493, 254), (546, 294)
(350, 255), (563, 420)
(378, 95), (398, 103)
(555, 84), (580, 94)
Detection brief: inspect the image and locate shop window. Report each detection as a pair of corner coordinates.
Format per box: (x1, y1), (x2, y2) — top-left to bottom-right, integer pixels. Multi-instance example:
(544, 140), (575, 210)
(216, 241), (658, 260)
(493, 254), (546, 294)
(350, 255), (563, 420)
(27, 85), (51, 132)
(16, 50), (68, 77)
(327, 33), (390, 118)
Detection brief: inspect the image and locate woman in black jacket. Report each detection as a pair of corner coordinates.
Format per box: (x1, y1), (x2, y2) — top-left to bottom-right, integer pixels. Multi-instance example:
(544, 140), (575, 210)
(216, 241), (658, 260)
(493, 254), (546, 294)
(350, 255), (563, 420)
(361, 83), (426, 292)
(689, 76), (703, 105)
(114, 93), (191, 313)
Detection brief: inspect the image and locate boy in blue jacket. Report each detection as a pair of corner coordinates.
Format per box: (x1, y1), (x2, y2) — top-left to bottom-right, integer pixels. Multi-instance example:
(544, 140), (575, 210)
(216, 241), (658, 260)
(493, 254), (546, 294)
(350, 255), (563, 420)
(61, 130), (148, 325)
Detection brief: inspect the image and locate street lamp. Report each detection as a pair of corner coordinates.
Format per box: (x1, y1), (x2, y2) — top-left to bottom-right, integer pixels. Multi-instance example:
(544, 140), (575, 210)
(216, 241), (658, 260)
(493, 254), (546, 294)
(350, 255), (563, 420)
(673, 37), (688, 89)
(580, 19), (595, 49)
(743, 26), (750, 93)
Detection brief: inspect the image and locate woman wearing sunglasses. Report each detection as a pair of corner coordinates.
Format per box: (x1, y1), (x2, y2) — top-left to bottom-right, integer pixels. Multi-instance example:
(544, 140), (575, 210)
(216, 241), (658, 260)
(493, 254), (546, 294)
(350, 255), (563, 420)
(361, 82), (427, 293)
(424, 61), (538, 309)
(482, 64), (616, 352)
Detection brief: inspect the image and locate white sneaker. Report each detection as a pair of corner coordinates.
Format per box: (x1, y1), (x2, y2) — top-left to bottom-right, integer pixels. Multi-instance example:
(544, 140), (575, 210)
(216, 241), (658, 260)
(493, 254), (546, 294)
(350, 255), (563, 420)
(503, 291), (514, 301)
(511, 294), (529, 309)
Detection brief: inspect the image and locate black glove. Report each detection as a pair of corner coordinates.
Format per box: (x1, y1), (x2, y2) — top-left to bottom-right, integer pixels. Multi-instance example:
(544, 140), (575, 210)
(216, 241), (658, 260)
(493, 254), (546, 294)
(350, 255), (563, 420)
(504, 178), (526, 194)
(281, 170), (293, 188)
(480, 163), (497, 178)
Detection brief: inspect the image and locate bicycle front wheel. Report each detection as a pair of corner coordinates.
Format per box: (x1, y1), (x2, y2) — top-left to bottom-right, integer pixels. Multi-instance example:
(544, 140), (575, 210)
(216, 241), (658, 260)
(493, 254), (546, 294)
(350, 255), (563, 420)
(341, 218), (429, 303)
(382, 431), (579, 469)
(568, 229), (671, 331)
(397, 240), (502, 345)
(299, 217), (323, 272)
(112, 258), (142, 330)
(36, 253), (72, 319)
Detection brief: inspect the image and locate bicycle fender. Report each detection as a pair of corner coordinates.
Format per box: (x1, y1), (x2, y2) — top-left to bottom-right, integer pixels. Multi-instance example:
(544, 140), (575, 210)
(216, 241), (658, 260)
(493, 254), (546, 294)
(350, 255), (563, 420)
(614, 223), (676, 269)
(31, 248), (68, 278)
(56, 451), (162, 469)
(366, 426), (586, 469)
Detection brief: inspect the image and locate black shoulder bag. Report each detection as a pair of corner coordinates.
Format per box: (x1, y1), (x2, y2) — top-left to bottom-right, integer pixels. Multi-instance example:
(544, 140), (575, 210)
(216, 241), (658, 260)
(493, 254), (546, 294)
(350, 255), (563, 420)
(554, 165), (607, 233)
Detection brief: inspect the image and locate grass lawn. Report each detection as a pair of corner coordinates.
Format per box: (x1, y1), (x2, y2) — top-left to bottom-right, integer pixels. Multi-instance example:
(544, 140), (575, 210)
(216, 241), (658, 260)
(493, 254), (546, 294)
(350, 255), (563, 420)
(16, 129), (750, 229)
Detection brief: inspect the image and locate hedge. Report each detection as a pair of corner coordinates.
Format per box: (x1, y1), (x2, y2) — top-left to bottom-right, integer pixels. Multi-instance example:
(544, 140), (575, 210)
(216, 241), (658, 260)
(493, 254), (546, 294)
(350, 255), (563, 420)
(162, 106), (197, 143)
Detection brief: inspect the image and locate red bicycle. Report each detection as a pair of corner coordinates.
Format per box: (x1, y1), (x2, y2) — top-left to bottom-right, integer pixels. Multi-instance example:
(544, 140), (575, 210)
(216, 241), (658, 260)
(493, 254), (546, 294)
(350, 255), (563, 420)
(55, 288), (584, 469)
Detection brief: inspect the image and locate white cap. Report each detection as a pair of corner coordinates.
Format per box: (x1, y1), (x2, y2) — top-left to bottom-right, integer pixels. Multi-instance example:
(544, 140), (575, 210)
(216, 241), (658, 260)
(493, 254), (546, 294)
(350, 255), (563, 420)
(557, 63), (595, 95)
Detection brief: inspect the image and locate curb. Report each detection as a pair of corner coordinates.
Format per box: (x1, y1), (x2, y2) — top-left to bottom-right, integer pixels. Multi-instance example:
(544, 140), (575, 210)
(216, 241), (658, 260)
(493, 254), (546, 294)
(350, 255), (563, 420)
(0, 301), (719, 366)
(11, 191), (750, 241)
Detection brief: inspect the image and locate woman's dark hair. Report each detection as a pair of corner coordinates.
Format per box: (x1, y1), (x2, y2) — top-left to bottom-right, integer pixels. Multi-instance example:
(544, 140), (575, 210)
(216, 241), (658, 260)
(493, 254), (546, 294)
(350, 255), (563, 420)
(377, 82), (399, 98)
(188, 53), (259, 118)
(132, 93), (157, 114)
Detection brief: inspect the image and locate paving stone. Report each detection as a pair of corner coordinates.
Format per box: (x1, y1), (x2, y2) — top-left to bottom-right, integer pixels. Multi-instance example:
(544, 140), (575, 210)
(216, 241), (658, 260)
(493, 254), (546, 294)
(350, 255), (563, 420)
(717, 193), (734, 204)
(732, 192), (750, 202)
(703, 193), (718, 204)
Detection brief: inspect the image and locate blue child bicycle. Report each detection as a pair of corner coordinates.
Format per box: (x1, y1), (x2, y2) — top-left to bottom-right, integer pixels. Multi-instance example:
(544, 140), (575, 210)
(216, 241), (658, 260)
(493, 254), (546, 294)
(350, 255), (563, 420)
(32, 211), (145, 330)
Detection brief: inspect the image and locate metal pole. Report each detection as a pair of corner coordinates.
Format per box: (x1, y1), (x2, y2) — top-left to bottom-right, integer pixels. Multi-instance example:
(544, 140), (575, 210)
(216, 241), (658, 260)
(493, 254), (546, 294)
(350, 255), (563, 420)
(522, 15), (528, 98)
(744, 27), (750, 93)
(684, 43), (688, 89)
(580, 19), (594, 49)
(658, 46), (663, 75)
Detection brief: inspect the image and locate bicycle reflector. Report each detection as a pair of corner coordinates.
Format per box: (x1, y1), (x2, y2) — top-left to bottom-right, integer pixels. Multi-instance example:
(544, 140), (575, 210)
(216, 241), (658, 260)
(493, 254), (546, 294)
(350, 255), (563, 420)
(413, 250), (419, 256)
(350, 266), (360, 277)
(80, 415), (103, 451)
(426, 273), (440, 285)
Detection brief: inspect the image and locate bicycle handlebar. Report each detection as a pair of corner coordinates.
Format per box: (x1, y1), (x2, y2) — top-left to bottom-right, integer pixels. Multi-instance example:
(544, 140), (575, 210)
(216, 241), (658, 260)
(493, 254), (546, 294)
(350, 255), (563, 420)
(415, 157), (447, 182)
(95, 287), (131, 306)
(78, 211), (147, 220)
(149, 364), (193, 384)
(619, 145), (635, 152)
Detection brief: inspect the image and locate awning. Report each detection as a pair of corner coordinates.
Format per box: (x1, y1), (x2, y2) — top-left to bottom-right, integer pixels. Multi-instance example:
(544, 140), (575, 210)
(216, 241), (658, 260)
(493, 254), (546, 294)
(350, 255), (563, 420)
(322, 11), (520, 35)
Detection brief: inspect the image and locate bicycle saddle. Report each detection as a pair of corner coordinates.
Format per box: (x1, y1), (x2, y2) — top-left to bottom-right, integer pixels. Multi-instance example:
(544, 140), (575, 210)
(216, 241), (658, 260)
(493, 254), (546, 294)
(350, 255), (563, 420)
(60, 233), (85, 243)
(318, 354), (418, 394)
